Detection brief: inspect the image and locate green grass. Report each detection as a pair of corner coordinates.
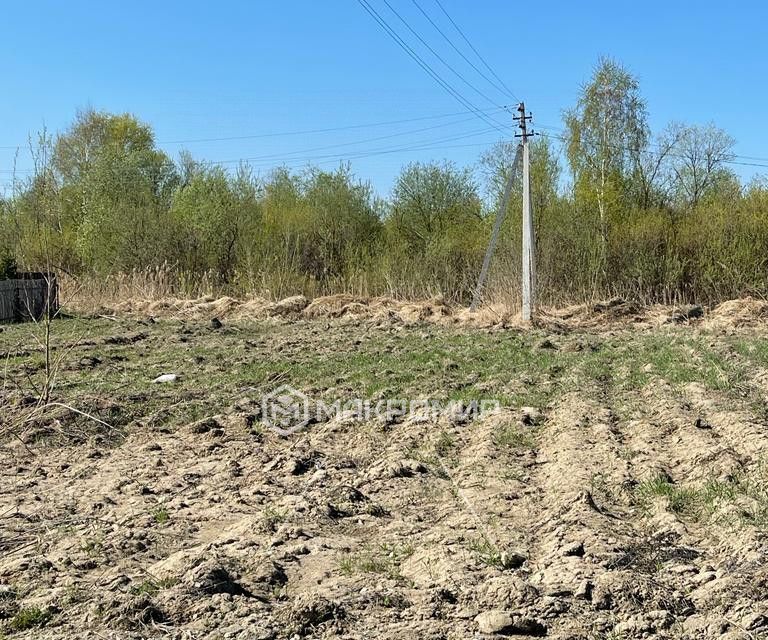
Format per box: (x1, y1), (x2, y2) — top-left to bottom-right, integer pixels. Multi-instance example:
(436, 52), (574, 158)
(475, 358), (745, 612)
(0, 315), (760, 446)
(571, 332), (745, 394)
(338, 543), (414, 580)
(633, 465), (768, 528)
(433, 430), (456, 456)
(261, 506), (287, 532)
(130, 577), (178, 596)
(80, 538), (103, 556)
(467, 536), (505, 568)
(152, 507), (169, 524)
(635, 474), (701, 517)
(492, 423), (536, 450)
(9, 607), (51, 631)
(730, 336), (768, 368)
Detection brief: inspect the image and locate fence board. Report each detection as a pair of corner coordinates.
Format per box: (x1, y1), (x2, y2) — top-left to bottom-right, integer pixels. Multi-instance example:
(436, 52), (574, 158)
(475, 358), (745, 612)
(0, 275), (58, 323)
(0, 281), (15, 322)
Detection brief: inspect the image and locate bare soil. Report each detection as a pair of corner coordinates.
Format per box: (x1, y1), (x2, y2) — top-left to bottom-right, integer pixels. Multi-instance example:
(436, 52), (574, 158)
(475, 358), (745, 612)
(2, 297), (768, 639)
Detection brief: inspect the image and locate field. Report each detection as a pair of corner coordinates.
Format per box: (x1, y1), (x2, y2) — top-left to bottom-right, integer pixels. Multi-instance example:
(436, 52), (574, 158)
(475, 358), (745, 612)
(2, 296), (768, 639)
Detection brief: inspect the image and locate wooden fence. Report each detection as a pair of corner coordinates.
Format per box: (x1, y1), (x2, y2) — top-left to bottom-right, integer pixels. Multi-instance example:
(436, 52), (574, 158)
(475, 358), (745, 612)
(0, 274), (58, 323)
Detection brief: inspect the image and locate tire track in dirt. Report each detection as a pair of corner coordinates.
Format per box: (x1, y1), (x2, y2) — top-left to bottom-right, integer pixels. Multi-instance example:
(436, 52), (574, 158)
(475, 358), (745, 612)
(516, 390), (656, 638)
(618, 375), (768, 637)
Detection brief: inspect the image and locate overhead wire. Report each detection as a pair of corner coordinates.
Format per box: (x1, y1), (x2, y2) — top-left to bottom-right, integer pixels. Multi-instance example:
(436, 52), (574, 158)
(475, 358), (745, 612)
(2, 2), (525, 176)
(355, 0), (510, 135)
(234, 138), (507, 173)
(4, 122), (768, 174)
(377, 0), (505, 111)
(432, 0), (519, 102)
(186, 112), (499, 164)
(0, 106), (510, 150)
(409, 0), (517, 102)
(0, 117), (506, 175)
(0, 126), (506, 176)
(537, 129), (768, 170)
(204, 126), (502, 167)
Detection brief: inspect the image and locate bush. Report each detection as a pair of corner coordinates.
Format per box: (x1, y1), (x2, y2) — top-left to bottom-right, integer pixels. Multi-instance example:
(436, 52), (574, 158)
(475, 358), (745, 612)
(0, 255), (17, 280)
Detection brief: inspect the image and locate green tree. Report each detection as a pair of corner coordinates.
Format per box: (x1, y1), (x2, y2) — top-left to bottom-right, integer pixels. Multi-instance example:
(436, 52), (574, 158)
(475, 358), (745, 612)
(170, 164), (259, 280)
(11, 131), (73, 272)
(53, 111), (179, 270)
(390, 161), (481, 250)
(667, 123), (736, 208)
(300, 166), (381, 279)
(565, 57), (648, 265)
(384, 161), (485, 300)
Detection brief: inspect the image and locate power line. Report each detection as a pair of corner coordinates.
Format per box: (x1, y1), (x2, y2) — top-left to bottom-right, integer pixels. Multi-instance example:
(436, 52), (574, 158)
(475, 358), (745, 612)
(239, 139), (506, 173)
(157, 105), (509, 144)
(432, 0), (519, 102)
(356, 0), (509, 135)
(377, 0), (505, 112)
(0, 106), (510, 150)
(0, 126), (505, 175)
(727, 159), (768, 169)
(5, 119), (768, 176)
(730, 155), (768, 164)
(538, 130), (768, 170)
(5, 128), (768, 174)
(182, 113), (494, 164)
(0, 119), (505, 174)
(205, 126), (502, 167)
(253, 139), (502, 174)
(0, 137), (504, 179)
(410, 0), (517, 102)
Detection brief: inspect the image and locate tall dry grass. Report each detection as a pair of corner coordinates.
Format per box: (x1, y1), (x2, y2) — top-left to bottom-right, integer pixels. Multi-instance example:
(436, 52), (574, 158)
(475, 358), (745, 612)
(61, 261), (590, 315)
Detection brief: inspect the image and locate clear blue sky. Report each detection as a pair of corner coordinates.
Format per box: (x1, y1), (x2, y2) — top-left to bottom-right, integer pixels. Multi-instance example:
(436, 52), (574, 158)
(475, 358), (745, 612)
(2, 0), (767, 196)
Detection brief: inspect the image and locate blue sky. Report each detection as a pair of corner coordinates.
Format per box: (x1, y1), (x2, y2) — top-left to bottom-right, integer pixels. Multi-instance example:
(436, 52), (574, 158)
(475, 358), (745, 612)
(2, 0), (767, 196)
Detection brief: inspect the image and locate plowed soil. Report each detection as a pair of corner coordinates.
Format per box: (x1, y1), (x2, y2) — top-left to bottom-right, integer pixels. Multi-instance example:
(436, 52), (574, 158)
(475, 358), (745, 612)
(2, 297), (768, 639)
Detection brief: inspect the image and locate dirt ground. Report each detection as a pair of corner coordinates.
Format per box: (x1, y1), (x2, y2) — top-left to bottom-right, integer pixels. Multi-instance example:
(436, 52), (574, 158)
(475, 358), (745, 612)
(2, 296), (768, 639)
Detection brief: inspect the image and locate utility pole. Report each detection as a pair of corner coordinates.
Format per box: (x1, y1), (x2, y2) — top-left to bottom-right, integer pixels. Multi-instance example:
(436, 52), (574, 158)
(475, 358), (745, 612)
(514, 103), (535, 322)
(469, 102), (536, 317)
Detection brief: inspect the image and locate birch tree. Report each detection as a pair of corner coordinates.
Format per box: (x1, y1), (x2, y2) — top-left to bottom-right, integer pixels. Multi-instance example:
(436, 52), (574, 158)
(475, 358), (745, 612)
(565, 57), (648, 269)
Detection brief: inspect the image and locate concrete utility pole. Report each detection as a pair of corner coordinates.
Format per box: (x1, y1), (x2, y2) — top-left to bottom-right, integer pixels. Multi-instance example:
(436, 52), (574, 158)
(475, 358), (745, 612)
(514, 103), (535, 322)
(469, 103), (536, 317)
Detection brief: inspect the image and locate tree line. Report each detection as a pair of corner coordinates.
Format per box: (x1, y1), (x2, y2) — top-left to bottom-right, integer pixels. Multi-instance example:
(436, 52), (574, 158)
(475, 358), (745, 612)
(2, 57), (767, 305)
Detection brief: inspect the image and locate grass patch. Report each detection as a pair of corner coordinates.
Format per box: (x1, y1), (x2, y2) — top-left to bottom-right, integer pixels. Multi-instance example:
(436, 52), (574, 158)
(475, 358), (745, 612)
(152, 507), (169, 524)
(569, 332), (747, 396)
(492, 423), (536, 450)
(10, 607), (51, 631)
(1, 315), (761, 452)
(261, 506), (287, 532)
(730, 337), (768, 368)
(338, 543), (414, 580)
(81, 538), (103, 556)
(468, 537), (505, 568)
(635, 474), (701, 517)
(467, 537), (525, 569)
(633, 465), (768, 528)
(130, 577), (178, 596)
(433, 430), (456, 457)
(624, 334), (743, 392)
